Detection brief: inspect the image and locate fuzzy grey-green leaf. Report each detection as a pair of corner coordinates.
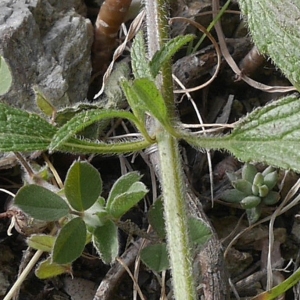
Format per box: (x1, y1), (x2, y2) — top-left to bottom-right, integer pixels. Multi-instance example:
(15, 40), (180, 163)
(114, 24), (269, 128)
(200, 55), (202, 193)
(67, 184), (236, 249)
(238, 0), (300, 90)
(14, 185), (69, 221)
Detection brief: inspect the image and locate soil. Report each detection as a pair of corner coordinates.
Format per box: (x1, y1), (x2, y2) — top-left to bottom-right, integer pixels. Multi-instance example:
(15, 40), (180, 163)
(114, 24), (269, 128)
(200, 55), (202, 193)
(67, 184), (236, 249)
(1, 1), (300, 299)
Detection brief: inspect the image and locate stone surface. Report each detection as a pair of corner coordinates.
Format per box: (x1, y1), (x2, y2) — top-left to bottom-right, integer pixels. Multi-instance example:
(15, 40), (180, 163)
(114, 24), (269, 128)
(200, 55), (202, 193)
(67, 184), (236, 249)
(0, 0), (93, 111)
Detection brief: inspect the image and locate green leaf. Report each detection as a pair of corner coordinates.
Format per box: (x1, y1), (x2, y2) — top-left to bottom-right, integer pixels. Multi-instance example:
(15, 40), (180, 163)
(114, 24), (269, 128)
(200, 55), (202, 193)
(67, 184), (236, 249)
(240, 196), (261, 209)
(131, 31), (152, 79)
(121, 79), (146, 125)
(108, 182), (148, 219)
(148, 198), (166, 239)
(106, 172), (142, 209)
(0, 56), (12, 96)
(220, 189), (246, 203)
(35, 257), (71, 279)
(49, 108), (140, 151)
(224, 94), (300, 171)
(52, 217), (86, 264)
(263, 191), (280, 206)
(92, 220), (118, 264)
(0, 103), (56, 152)
(140, 243), (169, 272)
(242, 163), (257, 183)
(246, 206), (261, 225)
(64, 161), (102, 211)
(231, 179), (253, 195)
(149, 34), (195, 78)
(34, 86), (56, 117)
(27, 234), (55, 252)
(14, 185), (69, 221)
(238, 0), (300, 90)
(188, 217), (211, 246)
(131, 78), (170, 128)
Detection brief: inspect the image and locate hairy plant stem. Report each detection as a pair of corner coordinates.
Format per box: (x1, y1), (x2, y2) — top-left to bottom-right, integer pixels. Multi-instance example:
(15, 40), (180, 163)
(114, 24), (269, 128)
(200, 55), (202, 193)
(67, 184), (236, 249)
(144, 0), (197, 299)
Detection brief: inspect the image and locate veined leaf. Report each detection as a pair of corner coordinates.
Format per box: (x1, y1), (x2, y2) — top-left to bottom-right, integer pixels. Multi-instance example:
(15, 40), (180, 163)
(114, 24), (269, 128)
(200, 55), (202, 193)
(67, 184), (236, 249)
(131, 31), (152, 79)
(52, 217), (86, 264)
(185, 94), (300, 172)
(224, 94), (300, 171)
(0, 103), (56, 151)
(238, 0), (300, 91)
(49, 108), (141, 151)
(64, 161), (102, 211)
(149, 34), (195, 78)
(14, 185), (69, 221)
(92, 220), (118, 264)
(0, 56), (12, 96)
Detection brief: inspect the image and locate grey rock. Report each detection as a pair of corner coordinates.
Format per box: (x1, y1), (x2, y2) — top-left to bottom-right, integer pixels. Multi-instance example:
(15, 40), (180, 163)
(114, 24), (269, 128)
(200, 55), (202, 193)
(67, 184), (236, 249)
(0, 0), (93, 111)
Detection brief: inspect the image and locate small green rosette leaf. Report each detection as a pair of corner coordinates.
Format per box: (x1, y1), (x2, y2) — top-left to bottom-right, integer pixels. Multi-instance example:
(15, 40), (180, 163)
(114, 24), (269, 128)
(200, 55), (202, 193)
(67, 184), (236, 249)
(64, 161), (102, 211)
(220, 189), (246, 203)
(52, 217), (86, 264)
(14, 185), (69, 221)
(242, 163), (257, 183)
(140, 243), (169, 272)
(92, 220), (118, 264)
(246, 206), (261, 225)
(231, 179), (253, 195)
(263, 191), (280, 206)
(240, 196), (261, 209)
(263, 171), (278, 190)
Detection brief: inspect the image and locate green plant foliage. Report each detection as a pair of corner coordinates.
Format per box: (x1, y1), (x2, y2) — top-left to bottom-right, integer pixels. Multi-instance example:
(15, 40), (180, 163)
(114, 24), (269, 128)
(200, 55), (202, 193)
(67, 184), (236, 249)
(238, 0), (300, 91)
(148, 198), (166, 239)
(52, 217), (86, 264)
(140, 243), (169, 272)
(149, 34), (195, 78)
(34, 86), (56, 117)
(185, 94), (300, 172)
(0, 56), (12, 96)
(188, 217), (211, 246)
(221, 163), (279, 224)
(64, 161), (102, 211)
(27, 234), (55, 252)
(35, 257), (71, 279)
(106, 172), (142, 209)
(14, 185), (69, 221)
(108, 182), (148, 219)
(49, 108), (142, 151)
(0, 103), (56, 152)
(92, 220), (119, 264)
(131, 31), (152, 80)
(132, 78), (170, 127)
